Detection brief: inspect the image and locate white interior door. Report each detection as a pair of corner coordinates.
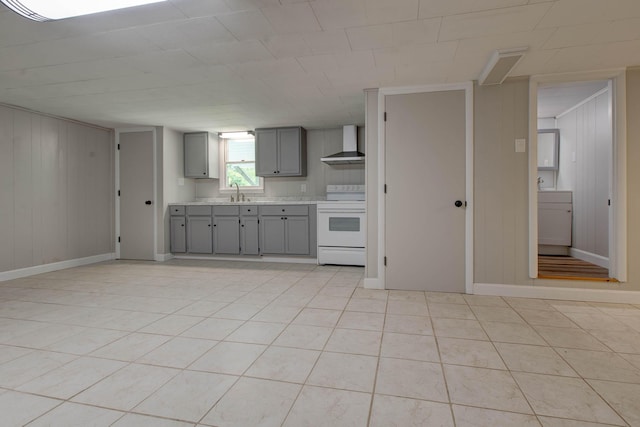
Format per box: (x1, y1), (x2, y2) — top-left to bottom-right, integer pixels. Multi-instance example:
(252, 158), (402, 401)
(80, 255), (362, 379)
(119, 130), (155, 260)
(385, 90), (467, 292)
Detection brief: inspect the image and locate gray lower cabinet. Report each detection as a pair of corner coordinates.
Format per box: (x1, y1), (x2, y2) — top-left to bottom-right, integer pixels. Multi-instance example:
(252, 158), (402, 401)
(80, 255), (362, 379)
(170, 204), (314, 257)
(213, 206), (240, 255)
(187, 216), (212, 253)
(241, 206), (259, 255)
(260, 205), (310, 255)
(186, 205), (213, 253)
(242, 217), (260, 255)
(214, 216), (240, 254)
(285, 216), (310, 255)
(170, 216), (186, 253)
(260, 216), (286, 254)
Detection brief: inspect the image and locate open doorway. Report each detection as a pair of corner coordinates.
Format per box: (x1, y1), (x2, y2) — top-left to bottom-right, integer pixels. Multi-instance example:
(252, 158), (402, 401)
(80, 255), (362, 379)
(535, 80), (614, 280)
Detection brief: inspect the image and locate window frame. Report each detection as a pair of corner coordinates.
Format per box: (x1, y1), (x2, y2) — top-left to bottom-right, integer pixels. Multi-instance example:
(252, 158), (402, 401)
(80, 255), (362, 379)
(219, 137), (264, 193)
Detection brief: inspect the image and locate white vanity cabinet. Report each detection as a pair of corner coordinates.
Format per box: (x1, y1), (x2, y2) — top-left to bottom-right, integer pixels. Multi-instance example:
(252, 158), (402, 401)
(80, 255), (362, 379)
(538, 191), (572, 247)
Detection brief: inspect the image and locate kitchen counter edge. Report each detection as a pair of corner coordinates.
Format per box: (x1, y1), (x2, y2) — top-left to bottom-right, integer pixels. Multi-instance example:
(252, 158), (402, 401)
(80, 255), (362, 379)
(168, 200), (320, 206)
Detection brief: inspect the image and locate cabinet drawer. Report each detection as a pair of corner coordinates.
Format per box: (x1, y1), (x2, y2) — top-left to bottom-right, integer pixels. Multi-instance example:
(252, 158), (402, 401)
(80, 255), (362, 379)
(241, 206), (258, 216)
(170, 205), (185, 216)
(213, 205), (240, 216)
(186, 205), (212, 216)
(260, 205), (308, 216)
(538, 191), (572, 203)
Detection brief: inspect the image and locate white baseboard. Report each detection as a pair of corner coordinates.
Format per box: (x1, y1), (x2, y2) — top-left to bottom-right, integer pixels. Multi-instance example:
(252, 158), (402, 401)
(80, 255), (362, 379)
(570, 248), (609, 269)
(364, 278), (384, 290)
(0, 253), (116, 282)
(474, 282), (640, 304)
(155, 253), (174, 262)
(171, 255), (318, 265)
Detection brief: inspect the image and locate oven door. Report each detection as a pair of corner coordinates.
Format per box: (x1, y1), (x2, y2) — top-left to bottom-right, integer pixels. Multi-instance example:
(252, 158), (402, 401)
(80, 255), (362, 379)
(317, 209), (365, 248)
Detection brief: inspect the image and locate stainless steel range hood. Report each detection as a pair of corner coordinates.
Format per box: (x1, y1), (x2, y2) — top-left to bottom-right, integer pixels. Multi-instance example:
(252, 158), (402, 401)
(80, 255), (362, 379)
(321, 125), (364, 165)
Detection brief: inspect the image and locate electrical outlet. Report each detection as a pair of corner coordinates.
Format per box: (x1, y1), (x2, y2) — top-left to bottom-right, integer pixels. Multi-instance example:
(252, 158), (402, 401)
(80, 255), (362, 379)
(301, 184), (307, 193)
(515, 139), (526, 153)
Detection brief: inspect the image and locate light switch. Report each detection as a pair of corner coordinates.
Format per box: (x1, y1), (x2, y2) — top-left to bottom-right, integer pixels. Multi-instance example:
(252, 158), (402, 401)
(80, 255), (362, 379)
(515, 139), (526, 153)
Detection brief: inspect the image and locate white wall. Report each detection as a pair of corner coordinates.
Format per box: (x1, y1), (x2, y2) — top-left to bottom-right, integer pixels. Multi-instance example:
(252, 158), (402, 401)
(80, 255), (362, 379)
(556, 89), (611, 258)
(194, 128), (365, 199)
(160, 128), (196, 254)
(365, 89), (379, 279)
(0, 105), (114, 273)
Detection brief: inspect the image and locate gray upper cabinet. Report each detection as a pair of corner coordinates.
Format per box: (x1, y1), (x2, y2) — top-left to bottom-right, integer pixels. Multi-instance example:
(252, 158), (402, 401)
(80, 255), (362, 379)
(255, 127), (306, 177)
(255, 129), (278, 176)
(184, 132), (219, 179)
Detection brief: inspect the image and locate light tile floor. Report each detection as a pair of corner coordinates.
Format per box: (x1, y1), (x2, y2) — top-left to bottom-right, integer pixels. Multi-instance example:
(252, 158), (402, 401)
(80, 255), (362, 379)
(1, 260), (640, 426)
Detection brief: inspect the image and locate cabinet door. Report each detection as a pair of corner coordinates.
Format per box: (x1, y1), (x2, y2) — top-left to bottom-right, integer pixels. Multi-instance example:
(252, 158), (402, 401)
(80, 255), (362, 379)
(170, 217), (186, 253)
(255, 129), (279, 176)
(214, 216), (240, 254)
(285, 216), (310, 255)
(538, 204), (572, 246)
(187, 216), (213, 253)
(277, 128), (302, 176)
(242, 217), (260, 255)
(184, 133), (208, 178)
(261, 216), (286, 254)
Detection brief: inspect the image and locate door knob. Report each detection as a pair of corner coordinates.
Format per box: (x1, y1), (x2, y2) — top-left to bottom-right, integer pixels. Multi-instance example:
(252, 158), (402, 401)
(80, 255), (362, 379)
(145, 200), (152, 205)
(454, 200), (463, 208)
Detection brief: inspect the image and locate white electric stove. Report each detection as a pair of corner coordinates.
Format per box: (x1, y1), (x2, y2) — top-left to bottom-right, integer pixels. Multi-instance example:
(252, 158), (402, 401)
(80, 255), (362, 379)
(317, 185), (365, 266)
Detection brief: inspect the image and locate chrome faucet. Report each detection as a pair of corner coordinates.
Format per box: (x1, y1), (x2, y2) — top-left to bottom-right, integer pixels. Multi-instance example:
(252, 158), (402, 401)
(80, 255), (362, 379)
(233, 183), (240, 203)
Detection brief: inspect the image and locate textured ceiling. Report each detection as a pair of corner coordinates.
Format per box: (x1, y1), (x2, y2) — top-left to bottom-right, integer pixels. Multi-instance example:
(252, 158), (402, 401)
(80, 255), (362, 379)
(1, 0), (640, 132)
(538, 80), (609, 119)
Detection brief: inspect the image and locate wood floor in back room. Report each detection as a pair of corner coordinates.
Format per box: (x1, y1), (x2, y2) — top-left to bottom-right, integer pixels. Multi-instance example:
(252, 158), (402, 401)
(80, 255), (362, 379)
(538, 255), (611, 281)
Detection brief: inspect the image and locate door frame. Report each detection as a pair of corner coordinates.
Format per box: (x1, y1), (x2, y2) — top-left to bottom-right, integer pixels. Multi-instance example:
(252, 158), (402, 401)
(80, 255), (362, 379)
(115, 127), (158, 261)
(377, 82), (474, 293)
(528, 70), (627, 281)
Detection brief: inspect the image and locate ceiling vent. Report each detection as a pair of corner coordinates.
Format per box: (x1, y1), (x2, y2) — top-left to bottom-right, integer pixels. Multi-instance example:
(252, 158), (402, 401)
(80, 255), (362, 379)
(478, 47), (528, 86)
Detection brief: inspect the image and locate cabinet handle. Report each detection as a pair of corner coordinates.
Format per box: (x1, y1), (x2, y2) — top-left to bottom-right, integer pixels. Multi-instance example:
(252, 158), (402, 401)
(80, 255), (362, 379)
(284, 217), (288, 220)
(273, 170), (277, 174)
(208, 224), (211, 227)
(282, 209), (285, 212)
(181, 224), (184, 227)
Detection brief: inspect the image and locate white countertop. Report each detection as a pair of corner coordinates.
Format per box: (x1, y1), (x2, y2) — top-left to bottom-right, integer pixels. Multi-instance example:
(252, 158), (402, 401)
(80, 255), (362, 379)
(169, 199), (321, 206)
